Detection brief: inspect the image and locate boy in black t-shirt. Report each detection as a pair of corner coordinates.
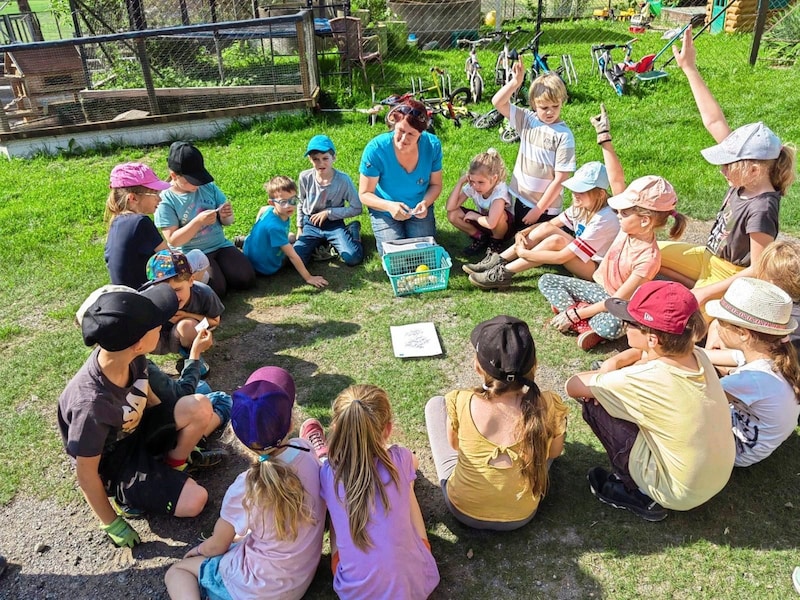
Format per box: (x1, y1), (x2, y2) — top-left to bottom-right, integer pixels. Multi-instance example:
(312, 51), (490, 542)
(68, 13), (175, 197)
(58, 286), (215, 547)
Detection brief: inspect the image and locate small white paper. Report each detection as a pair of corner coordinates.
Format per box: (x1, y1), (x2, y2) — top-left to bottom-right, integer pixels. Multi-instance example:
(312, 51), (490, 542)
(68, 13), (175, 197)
(390, 322), (442, 358)
(195, 317), (209, 333)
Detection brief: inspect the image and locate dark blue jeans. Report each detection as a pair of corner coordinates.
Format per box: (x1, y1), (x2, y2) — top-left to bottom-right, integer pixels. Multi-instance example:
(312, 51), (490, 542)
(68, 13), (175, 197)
(293, 215), (363, 266)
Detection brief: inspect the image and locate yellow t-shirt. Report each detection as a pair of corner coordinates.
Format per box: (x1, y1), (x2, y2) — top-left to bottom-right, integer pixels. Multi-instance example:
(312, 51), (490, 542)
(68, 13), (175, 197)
(444, 389), (568, 522)
(590, 349), (735, 511)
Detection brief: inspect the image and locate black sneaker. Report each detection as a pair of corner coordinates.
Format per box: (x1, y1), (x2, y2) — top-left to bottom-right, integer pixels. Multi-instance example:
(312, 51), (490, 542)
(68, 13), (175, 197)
(587, 467), (667, 522)
(463, 235), (489, 257)
(469, 264), (514, 290)
(185, 447), (228, 473)
(109, 496), (146, 519)
(462, 250), (506, 275)
(233, 235), (246, 249)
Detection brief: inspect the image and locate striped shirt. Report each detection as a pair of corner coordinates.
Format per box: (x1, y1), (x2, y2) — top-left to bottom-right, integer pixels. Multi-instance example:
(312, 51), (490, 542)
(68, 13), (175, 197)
(508, 103), (576, 211)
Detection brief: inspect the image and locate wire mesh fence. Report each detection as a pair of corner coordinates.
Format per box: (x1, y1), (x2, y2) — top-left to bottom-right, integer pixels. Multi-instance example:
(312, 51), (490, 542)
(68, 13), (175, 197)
(0, 5), (321, 137)
(0, 0), (796, 142)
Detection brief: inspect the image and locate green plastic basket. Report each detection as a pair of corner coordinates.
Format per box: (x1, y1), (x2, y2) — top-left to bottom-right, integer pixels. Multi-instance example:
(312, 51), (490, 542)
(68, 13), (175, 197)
(382, 245), (452, 296)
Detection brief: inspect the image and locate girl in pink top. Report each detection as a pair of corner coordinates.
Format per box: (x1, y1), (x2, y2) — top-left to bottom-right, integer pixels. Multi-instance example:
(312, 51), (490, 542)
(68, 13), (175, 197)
(539, 176), (687, 351)
(165, 367), (325, 600)
(320, 384), (440, 600)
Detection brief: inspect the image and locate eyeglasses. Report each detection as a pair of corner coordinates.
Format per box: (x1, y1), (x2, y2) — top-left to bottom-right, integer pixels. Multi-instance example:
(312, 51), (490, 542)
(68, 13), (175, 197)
(272, 196), (298, 206)
(387, 104), (430, 131)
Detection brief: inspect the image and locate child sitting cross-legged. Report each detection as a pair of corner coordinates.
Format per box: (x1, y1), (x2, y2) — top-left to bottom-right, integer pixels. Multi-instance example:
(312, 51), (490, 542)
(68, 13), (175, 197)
(145, 249), (224, 378)
(425, 316), (568, 530)
(165, 366), (326, 600)
(312, 384), (440, 599)
(242, 176), (329, 289)
(703, 277), (800, 466)
(566, 281), (735, 522)
(540, 175), (687, 351)
(446, 148), (514, 256)
(293, 134), (364, 266)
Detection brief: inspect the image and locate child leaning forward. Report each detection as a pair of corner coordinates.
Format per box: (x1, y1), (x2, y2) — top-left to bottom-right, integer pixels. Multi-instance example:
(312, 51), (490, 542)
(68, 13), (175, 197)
(566, 281), (735, 522)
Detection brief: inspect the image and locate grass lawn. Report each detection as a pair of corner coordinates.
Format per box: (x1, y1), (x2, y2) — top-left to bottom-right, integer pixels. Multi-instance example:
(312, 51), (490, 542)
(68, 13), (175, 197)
(1, 26), (799, 599)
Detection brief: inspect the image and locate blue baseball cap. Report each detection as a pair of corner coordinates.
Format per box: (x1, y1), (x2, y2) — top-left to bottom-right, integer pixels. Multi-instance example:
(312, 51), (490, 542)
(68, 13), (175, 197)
(563, 162), (609, 193)
(305, 134), (336, 156)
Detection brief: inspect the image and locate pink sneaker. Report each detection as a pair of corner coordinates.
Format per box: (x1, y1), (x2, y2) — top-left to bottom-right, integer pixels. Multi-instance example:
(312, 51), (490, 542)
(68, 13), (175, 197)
(300, 418), (328, 460)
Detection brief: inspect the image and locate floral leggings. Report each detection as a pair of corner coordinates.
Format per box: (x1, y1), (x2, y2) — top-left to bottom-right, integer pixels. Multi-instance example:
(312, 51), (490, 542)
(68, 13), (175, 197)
(538, 273), (625, 340)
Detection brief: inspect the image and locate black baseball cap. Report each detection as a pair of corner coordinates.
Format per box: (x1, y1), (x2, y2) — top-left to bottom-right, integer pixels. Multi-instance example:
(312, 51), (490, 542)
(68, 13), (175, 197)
(167, 141), (214, 186)
(81, 286), (178, 351)
(470, 315), (536, 383)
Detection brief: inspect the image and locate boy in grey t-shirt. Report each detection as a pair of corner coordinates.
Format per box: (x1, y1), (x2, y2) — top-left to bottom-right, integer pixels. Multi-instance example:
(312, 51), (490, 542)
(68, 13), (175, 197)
(293, 134), (364, 266)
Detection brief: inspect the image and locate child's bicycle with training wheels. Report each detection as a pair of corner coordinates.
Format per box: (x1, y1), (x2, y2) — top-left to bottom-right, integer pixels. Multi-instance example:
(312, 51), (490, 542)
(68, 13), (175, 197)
(377, 68), (475, 131)
(456, 36), (493, 103)
(591, 39), (638, 96)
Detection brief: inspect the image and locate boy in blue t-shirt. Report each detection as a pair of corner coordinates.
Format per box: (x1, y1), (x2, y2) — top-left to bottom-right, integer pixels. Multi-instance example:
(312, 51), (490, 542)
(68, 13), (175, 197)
(242, 176), (328, 288)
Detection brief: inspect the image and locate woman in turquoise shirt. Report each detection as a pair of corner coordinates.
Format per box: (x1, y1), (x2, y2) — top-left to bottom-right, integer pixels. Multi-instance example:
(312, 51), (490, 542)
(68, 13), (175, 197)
(359, 99), (444, 255)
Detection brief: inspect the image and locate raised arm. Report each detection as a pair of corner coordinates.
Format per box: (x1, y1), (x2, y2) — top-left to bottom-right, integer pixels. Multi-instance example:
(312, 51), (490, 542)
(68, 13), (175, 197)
(491, 59), (525, 119)
(591, 104), (626, 196)
(672, 26), (731, 143)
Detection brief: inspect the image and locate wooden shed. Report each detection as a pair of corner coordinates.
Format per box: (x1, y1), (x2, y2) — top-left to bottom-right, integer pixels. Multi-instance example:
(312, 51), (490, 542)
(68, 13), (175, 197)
(705, 0), (791, 33)
(3, 46), (86, 114)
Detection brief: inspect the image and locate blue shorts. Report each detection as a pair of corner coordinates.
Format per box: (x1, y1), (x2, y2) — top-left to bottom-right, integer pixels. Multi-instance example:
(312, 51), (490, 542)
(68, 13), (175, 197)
(198, 554), (233, 600)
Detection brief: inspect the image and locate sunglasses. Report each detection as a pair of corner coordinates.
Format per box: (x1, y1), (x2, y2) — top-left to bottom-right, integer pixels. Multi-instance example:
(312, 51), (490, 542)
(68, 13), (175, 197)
(613, 207), (637, 218)
(387, 104), (430, 130)
(272, 196), (298, 206)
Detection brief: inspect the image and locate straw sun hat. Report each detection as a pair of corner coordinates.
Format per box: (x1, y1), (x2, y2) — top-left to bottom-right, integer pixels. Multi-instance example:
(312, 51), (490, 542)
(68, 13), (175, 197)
(705, 277), (797, 336)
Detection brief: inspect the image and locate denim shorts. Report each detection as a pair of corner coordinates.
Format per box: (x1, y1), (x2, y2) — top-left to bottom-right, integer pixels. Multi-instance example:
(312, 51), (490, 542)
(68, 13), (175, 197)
(198, 554), (233, 600)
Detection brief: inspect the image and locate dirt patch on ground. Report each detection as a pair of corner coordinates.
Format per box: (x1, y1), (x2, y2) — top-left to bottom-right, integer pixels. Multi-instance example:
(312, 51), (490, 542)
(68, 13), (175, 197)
(0, 219), (714, 599)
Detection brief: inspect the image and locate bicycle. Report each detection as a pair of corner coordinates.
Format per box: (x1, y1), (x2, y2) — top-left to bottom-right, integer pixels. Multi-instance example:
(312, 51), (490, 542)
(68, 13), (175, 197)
(375, 68), (475, 131)
(456, 36), (493, 103)
(473, 27), (523, 131)
(591, 39), (637, 96)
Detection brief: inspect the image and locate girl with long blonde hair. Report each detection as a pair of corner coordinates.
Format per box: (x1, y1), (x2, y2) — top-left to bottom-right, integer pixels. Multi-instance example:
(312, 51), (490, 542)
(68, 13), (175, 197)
(165, 367), (325, 600)
(320, 384), (440, 600)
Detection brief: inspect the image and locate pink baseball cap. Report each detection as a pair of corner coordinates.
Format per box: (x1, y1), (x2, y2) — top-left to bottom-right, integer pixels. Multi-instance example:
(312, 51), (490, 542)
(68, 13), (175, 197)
(109, 162), (171, 190)
(607, 175), (677, 212)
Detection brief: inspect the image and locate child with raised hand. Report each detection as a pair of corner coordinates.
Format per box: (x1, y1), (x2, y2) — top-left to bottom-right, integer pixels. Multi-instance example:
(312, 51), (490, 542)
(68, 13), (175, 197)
(468, 104), (623, 290)
(701, 278), (800, 466)
(446, 148), (514, 256)
(293, 134), (364, 266)
(492, 63), (576, 230)
(566, 281), (735, 522)
(165, 366), (326, 600)
(660, 27), (796, 310)
(104, 163), (170, 288)
(145, 249), (224, 377)
(540, 176), (687, 351)
(318, 384), (439, 599)
(425, 316), (568, 530)
(242, 176), (328, 289)
(155, 141), (256, 298)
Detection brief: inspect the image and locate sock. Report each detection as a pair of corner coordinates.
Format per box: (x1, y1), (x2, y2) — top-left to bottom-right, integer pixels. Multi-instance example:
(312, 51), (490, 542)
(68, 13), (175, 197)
(164, 455), (187, 470)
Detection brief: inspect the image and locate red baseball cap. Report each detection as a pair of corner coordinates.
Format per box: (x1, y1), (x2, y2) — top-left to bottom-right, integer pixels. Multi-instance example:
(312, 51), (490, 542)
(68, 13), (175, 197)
(605, 281), (698, 335)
